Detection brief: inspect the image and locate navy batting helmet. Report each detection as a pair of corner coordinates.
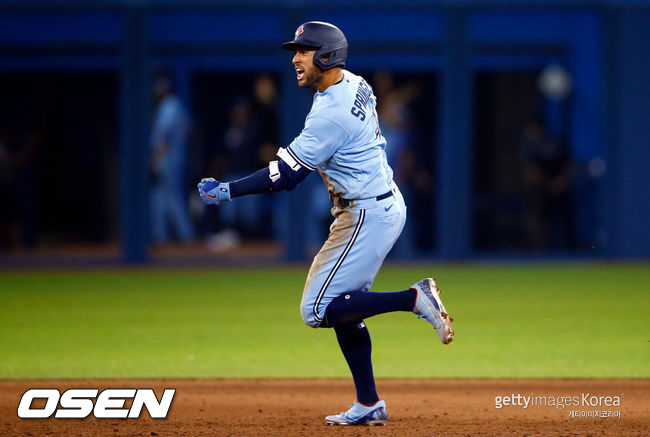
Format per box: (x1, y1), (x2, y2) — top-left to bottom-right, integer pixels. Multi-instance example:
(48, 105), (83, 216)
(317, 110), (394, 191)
(282, 21), (348, 70)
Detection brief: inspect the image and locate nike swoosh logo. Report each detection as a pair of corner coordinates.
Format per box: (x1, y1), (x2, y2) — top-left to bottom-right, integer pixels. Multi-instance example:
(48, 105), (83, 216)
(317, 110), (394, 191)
(385, 204), (393, 212)
(206, 193), (217, 199)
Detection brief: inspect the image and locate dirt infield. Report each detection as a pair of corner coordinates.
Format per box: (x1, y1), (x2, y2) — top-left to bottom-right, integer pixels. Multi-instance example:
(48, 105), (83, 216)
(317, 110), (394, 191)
(1, 379), (648, 436)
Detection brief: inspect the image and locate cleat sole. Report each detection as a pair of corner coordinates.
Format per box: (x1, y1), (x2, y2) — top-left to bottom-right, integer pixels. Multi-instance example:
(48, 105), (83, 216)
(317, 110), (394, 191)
(414, 278), (455, 344)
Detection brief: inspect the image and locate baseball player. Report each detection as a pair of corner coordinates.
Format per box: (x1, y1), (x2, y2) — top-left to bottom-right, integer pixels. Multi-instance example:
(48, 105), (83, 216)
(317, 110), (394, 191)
(198, 21), (454, 426)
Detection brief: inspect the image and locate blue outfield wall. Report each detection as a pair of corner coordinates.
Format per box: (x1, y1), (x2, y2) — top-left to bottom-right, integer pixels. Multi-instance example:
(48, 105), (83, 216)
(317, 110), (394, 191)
(0, 1), (648, 260)
(605, 8), (650, 258)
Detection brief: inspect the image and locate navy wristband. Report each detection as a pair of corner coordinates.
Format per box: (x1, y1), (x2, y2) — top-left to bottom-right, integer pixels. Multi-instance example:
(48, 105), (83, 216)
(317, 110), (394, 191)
(229, 167), (273, 198)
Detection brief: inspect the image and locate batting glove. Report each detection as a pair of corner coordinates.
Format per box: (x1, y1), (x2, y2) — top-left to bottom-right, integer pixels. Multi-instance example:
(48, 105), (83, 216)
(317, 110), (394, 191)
(197, 178), (231, 206)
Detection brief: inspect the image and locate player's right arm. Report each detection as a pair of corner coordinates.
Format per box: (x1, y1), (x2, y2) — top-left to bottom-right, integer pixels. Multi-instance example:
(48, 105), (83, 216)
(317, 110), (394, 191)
(198, 116), (346, 205)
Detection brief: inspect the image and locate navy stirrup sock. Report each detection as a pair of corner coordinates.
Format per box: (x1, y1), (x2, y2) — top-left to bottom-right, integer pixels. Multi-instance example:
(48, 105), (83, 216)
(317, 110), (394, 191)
(326, 290), (417, 406)
(324, 289), (417, 327)
(334, 321), (379, 405)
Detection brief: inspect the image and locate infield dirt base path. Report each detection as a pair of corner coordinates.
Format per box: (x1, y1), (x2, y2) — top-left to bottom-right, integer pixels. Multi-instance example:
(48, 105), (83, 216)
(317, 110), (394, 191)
(1, 379), (648, 436)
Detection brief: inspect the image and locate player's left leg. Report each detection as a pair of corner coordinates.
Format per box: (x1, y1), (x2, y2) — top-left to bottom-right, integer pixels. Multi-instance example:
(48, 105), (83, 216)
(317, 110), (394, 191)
(333, 321), (377, 405)
(300, 191), (406, 424)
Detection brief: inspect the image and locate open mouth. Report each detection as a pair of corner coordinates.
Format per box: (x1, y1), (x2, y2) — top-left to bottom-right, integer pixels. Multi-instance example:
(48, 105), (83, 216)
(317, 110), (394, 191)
(295, 67), (305, 81)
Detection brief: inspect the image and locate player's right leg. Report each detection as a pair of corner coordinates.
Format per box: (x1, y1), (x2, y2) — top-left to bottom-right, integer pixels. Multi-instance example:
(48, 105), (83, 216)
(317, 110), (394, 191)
(299, 192), (407, 328)
(323, 278), (455, 344)
(323, 289), (415, 326)
(318, 186), (454, 342)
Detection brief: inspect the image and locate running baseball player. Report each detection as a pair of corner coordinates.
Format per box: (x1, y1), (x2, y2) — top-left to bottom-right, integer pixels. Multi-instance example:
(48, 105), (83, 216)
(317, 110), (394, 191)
(198, 21), (454, 426)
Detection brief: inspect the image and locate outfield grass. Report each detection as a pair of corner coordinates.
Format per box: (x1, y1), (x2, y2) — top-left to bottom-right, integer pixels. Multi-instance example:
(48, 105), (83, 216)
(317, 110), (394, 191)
(0, 264), (648, 379)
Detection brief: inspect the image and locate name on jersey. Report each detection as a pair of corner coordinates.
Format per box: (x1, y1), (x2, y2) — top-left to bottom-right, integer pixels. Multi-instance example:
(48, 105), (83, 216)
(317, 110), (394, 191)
(350, 80), (372, 121)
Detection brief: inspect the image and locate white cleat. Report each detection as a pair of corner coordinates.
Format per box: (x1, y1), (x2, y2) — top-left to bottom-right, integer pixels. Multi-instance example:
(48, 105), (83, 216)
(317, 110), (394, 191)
(325, 400), (388, 426)
(411, 278), (455, 344)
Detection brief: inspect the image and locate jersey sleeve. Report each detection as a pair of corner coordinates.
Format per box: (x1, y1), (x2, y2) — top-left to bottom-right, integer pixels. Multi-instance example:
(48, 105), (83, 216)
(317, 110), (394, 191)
(287, 115), (349, 170)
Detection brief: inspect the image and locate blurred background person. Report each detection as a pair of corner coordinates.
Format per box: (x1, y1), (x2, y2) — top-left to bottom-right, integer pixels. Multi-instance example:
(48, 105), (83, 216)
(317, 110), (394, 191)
(149, 73), (194, 245)
(374, 72), (424, 258)
(520, 119), (576, 249)
(251, 74), (280, 165)
(0, 124), (40, 251)
(205, 74), (279, 252)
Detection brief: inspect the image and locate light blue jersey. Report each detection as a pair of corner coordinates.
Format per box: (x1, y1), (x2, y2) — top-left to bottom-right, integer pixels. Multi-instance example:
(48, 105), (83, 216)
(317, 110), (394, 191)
(287, 70), (394, 204)
(291, 70), (407, 327)
(150, 94), (194, 244)
(151, 95), (189, 176)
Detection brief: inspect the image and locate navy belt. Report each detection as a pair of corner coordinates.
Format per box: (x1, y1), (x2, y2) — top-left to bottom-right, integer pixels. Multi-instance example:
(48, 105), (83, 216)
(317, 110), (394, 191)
(375, 190), (393, 201)
(339, 190), (393, 208)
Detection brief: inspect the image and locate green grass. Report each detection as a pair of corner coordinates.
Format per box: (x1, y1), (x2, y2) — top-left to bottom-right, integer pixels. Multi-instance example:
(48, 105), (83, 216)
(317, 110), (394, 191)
(0, 264), (648, 379)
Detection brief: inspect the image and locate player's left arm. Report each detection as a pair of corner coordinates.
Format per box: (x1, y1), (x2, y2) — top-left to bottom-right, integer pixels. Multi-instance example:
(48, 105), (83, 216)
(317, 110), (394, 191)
(197, 156), (312, 206)
(198, 116), (347, 206)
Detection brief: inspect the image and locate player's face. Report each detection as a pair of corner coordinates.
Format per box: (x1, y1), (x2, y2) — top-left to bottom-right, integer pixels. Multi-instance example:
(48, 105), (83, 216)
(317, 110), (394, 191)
(292, 48), (323, 89)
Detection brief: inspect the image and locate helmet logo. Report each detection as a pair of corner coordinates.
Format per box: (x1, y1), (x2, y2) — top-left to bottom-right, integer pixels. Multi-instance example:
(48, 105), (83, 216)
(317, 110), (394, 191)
(295, 25), (304, 39)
